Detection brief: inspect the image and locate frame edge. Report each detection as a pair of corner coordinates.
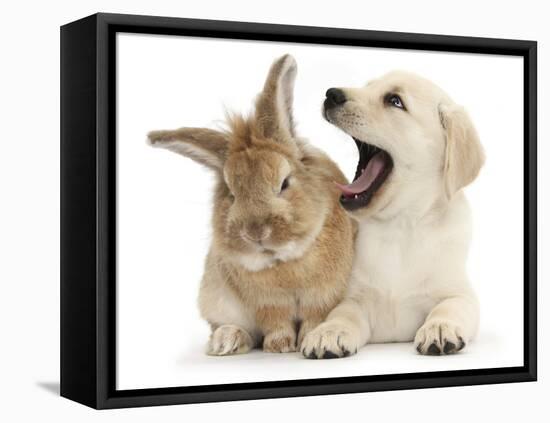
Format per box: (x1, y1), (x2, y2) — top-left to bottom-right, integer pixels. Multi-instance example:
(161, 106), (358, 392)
(60, 13), (100, 409)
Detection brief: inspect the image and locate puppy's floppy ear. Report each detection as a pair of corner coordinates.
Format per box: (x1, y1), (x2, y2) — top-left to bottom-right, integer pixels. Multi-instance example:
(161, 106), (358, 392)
(439, 103), (485, 199)
(254, 54), (297, 141)
(148, 127), (228, 171)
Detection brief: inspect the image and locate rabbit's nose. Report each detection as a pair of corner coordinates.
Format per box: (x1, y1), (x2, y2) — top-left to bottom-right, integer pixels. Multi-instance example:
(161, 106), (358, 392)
(242, 223), (271, 244)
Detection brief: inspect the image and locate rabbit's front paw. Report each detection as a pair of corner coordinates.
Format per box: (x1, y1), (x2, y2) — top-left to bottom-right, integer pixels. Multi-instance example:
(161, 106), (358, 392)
(207, 324), (253, 356)
(263, 329), (296, 353)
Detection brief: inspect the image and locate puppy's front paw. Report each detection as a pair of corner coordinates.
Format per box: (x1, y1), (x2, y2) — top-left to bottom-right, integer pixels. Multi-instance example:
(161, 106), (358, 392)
(263, 330), (296, 353)
(301, 322), (360, 359)
(297, 319), (322, 350)
(207, 324), (253, 356)
(414, 320), (466, 355)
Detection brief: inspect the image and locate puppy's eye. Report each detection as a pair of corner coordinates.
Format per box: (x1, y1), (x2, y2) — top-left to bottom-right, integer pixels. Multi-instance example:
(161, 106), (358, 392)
(386, 94), (405, 110)
(280, 177), (290, 194)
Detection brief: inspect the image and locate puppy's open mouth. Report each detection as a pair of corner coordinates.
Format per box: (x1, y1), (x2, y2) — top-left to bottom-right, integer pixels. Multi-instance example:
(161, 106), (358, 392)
(335, 138), (393, 211)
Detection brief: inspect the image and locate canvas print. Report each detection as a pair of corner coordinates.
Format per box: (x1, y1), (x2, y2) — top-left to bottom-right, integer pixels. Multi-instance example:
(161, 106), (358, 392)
(116, 34), (524, 390)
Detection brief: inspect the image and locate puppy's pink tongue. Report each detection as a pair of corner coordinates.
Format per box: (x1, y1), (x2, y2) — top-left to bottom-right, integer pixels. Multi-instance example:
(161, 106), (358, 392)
(335, 152), (385, 198)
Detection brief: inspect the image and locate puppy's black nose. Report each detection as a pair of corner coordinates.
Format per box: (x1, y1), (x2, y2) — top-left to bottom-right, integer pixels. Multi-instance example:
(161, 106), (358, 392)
(325, 88), (347, 109)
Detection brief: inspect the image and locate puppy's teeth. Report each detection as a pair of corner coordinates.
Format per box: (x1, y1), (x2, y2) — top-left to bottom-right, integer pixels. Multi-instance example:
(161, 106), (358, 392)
(354, 195), (358, 199)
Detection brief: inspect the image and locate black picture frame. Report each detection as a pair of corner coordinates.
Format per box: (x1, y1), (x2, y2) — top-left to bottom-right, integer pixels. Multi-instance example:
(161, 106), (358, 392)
(60, 12), (537, 409)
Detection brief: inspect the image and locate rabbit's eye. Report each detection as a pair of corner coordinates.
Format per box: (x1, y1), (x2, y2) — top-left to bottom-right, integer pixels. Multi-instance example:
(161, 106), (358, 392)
(228, 193), (235, 202)
(280, 177), (290, 193)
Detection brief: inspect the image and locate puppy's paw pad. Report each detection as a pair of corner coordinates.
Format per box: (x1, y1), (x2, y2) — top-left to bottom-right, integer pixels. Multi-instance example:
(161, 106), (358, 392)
(415, 321), (466, 356)
(443, 336), (466, 354)
(301, 322), (360, 359)
(207, 325), (253, 356)
(427, 342), (441, 355)
(263, 331), (296, 353)
(322, 350), (340, 359)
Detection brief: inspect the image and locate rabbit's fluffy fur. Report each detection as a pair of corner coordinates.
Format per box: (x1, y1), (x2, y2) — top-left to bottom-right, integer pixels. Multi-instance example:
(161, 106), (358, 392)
(148, 55), (355, 355)
(301, 71), (484, 358)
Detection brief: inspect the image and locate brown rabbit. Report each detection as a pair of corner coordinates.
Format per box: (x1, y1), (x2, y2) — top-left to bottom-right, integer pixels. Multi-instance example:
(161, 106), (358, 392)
(148, 55), (355, 355)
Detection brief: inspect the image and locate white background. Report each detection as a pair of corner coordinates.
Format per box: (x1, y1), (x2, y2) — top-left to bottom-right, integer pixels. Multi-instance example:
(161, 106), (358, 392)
(117, 34), (523, 389)
(0, 0), (547, 421)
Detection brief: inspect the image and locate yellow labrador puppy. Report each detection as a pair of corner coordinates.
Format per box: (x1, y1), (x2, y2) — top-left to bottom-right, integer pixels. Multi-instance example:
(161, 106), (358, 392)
(301, 71), (485, 358)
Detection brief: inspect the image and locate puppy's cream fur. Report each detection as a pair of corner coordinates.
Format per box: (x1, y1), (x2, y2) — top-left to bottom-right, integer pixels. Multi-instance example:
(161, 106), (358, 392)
(302, 71), (484, 358)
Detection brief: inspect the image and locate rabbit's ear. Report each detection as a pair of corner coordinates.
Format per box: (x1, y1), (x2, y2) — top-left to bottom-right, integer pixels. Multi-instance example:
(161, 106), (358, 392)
(148, 127), (228, 171)
(439, 102), (485, 199)
(255, 54), (297, 142)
